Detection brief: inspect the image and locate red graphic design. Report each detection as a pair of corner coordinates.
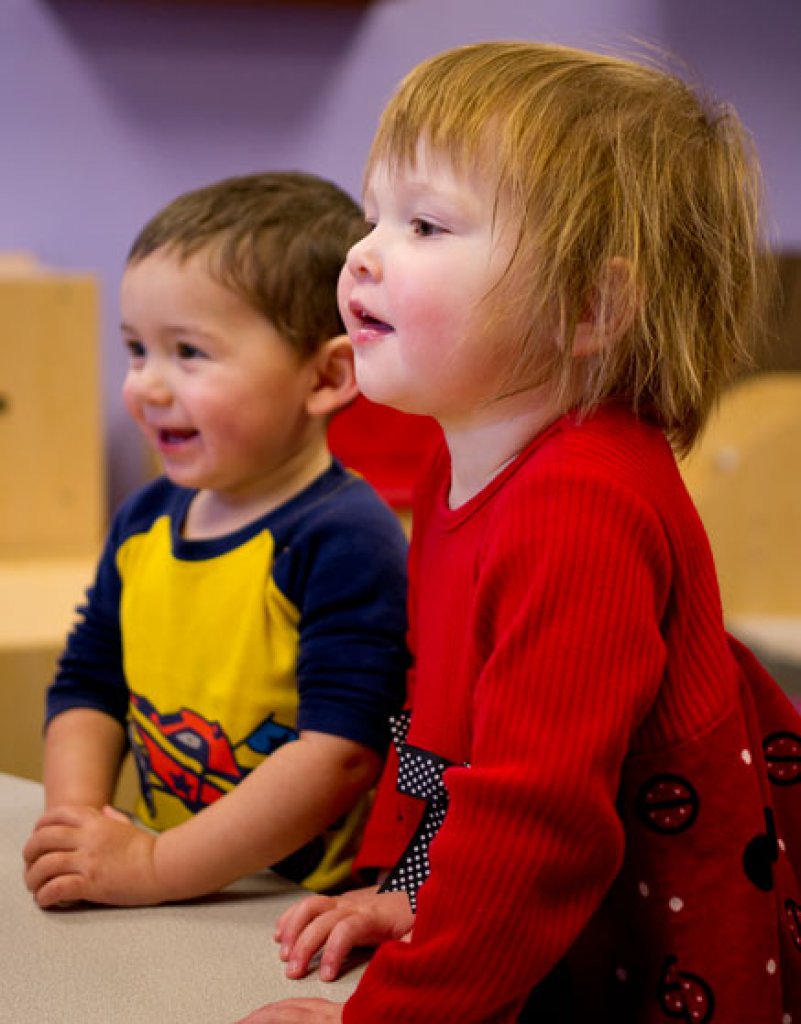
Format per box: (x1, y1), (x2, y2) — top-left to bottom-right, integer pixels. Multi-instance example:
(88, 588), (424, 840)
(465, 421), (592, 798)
(130, 694), (296, 815)
(787, 898), (801, 953)
(657, 955), (715, 1023)
(763, 732), (801, 786)
(635, 774), (699, 834)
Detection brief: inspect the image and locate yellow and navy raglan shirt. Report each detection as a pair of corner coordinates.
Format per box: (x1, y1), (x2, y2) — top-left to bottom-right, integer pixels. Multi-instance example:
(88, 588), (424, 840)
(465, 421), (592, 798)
(47, 460), (409, 893)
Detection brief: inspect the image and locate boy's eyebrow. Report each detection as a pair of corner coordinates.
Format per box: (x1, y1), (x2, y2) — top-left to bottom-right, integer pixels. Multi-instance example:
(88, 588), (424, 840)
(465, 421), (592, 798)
(119, 321), (219, 342)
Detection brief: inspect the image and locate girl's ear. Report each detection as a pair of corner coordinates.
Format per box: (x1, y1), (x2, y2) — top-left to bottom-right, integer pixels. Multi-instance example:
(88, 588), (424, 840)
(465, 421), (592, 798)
(305, 334), (360, 417)
(572, 257), (638, 357)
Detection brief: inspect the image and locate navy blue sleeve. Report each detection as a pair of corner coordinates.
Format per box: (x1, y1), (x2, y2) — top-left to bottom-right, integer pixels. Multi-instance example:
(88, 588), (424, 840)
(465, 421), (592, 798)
(46, 539), (129, 727)
(45, 481), (176, 728)
(276, 475), (410, 754)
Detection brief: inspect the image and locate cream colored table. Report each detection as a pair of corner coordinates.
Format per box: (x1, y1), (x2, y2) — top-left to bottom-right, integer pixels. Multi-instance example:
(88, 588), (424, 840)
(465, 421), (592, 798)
(0, 773), (365, 1023)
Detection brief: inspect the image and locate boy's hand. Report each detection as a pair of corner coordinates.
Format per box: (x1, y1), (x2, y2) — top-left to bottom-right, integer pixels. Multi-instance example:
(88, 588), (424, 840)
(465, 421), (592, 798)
(275, 887), (414, 983)
(233, 999), (343, 1023)
(22, 804), (163, 907)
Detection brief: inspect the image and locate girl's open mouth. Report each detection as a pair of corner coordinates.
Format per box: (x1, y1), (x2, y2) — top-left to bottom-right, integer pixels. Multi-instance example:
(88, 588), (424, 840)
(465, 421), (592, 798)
(350, 300), (393, 338)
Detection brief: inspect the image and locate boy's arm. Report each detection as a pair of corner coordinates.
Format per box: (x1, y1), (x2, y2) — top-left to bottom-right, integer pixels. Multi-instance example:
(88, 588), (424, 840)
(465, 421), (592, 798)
(41, 512), (130, 810)
(153, 729), (382, 900)
(24, 729), (381, 907)
(43, 708), (127, 809)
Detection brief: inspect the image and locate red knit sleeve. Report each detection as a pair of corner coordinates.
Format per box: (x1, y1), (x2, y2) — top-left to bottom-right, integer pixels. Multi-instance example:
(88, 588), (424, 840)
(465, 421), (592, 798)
(345, 466), (673, 1023)
(355, 439), (447, 875)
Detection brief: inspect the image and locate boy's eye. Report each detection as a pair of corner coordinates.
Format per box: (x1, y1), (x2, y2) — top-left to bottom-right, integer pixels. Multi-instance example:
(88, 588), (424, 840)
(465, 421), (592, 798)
(176, 341), (205, 360)
(125, 338), (146, 359)
(411, 218), (445, 238)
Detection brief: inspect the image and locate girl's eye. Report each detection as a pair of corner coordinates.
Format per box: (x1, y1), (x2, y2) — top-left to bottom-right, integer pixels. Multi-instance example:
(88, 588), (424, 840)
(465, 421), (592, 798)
(176, 341), (205, 360)
(411, 218), (445, 238)
(125, 338), (146, 360)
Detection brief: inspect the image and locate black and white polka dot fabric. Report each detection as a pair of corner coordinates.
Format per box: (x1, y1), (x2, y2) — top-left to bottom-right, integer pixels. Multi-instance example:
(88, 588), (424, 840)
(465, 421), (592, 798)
(379, 711), (469, 912)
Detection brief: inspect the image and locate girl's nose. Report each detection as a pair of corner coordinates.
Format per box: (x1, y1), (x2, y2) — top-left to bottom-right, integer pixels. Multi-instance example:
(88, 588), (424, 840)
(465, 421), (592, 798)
(346, 233), (381, 281)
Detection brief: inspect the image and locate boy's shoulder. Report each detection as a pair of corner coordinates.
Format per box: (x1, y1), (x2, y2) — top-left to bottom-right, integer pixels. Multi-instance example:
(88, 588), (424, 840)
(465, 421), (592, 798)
(269, 461), (408, 610)
(266, 462), (411, 561)
(272, 459), (407, 551)
(108, 475), (190, 546)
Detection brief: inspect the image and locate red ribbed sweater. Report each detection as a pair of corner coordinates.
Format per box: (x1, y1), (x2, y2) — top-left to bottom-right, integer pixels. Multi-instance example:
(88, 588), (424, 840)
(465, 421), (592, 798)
(348, 405), (801, 1023)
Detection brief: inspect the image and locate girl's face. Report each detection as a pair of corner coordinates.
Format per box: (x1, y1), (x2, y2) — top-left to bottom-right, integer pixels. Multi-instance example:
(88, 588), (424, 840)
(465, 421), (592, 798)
(338, 146), (517, 428)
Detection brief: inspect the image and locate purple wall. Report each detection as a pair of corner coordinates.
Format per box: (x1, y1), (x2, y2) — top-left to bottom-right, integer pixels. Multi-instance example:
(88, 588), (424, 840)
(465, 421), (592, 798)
(2, 0), (799, 505)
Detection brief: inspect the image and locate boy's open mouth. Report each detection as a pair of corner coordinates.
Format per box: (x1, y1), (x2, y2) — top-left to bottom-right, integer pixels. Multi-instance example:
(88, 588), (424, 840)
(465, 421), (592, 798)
(158, 428), (198, 446)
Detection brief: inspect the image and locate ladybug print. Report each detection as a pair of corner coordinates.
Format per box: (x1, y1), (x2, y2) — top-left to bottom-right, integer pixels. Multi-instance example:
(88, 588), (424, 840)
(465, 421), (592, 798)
(657, 955), (715, 1023)
(635, 774), (699, 835)
(763, 732), (801, 786)
(742, 807), (779, 892)
(786, 898), (801, 953)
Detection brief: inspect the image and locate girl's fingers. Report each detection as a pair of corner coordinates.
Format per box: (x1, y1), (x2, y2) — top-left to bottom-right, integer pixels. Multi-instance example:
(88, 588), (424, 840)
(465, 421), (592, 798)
(283, 908), (350, 978)
(275, 895), (336, 949)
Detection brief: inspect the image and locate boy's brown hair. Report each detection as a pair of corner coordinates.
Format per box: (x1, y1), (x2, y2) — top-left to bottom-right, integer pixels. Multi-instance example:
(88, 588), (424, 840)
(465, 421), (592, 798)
(368, 42), (771, 453)
(128, 171), (368, 359)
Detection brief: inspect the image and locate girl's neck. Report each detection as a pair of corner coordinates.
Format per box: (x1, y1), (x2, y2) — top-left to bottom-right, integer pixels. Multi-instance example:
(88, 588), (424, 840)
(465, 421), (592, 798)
(443, 386), (568, 508)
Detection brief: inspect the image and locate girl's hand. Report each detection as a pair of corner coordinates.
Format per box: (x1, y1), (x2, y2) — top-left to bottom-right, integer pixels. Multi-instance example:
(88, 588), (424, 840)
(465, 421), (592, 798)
(22, 804), (162, 907)
(233, 998), (343, 1023)
(275, 886), (414, 982)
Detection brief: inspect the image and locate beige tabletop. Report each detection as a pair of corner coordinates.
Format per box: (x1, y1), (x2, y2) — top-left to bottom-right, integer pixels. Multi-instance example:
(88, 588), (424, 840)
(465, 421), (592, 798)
(0, 772), (365, 1023)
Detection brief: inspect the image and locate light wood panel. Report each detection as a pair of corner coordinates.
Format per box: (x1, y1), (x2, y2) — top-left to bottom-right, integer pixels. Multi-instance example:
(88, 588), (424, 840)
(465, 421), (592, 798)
(0, 273), (105, 558)
(680, 373), (801, 617)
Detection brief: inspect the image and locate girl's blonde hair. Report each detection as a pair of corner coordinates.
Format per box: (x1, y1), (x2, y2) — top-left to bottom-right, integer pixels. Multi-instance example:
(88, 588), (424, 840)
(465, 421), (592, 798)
(367, 42), (770, 453)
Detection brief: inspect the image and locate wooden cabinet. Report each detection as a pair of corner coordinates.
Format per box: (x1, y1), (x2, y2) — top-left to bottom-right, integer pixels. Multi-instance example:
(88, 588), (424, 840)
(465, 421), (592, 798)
(0, 271), (105, 558)
(0, 266), (106, 784)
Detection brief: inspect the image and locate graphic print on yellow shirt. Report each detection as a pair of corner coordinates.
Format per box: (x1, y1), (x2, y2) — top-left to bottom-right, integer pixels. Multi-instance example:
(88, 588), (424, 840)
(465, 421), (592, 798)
(129, 695), (298, 818)
(46, 466), (410, 894)
(118, 515), (301, 828)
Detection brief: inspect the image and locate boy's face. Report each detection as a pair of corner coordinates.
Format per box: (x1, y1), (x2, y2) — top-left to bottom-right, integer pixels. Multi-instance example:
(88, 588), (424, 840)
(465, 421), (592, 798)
(121, 250), (320, 502)
(338, 144), (516, 427)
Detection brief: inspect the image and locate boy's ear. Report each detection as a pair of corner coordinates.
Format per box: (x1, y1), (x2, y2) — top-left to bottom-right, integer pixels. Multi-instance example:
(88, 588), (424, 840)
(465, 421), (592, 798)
(572, 257), (638, 358)
(305, 334), (359, 417)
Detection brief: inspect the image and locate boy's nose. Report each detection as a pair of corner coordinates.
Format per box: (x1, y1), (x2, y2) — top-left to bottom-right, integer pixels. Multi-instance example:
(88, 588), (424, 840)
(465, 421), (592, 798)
(130, 363), (172, 406)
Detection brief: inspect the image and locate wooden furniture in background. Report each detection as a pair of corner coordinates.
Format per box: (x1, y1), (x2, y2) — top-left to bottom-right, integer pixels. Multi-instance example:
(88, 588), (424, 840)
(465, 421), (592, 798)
(680, 373), (801, 693)
(680, 373), (801, 618)
(0, 557), (96, 782)
(0, 261), (108, 787)
(0, 268), (104, 558)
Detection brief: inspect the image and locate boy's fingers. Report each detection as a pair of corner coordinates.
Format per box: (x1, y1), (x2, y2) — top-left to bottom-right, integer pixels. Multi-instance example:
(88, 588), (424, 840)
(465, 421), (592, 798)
(23, 826), (78, 867)
(101, 804), (132, 824)
(33, 805), (91, 830)
(34, 872), (86, 909)
(24, 849), (76, 894)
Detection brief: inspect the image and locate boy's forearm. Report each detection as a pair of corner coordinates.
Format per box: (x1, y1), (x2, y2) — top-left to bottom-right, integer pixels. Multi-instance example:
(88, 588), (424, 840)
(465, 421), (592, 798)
(43, 708), (127, 809)
(151, 731), (382, 903)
